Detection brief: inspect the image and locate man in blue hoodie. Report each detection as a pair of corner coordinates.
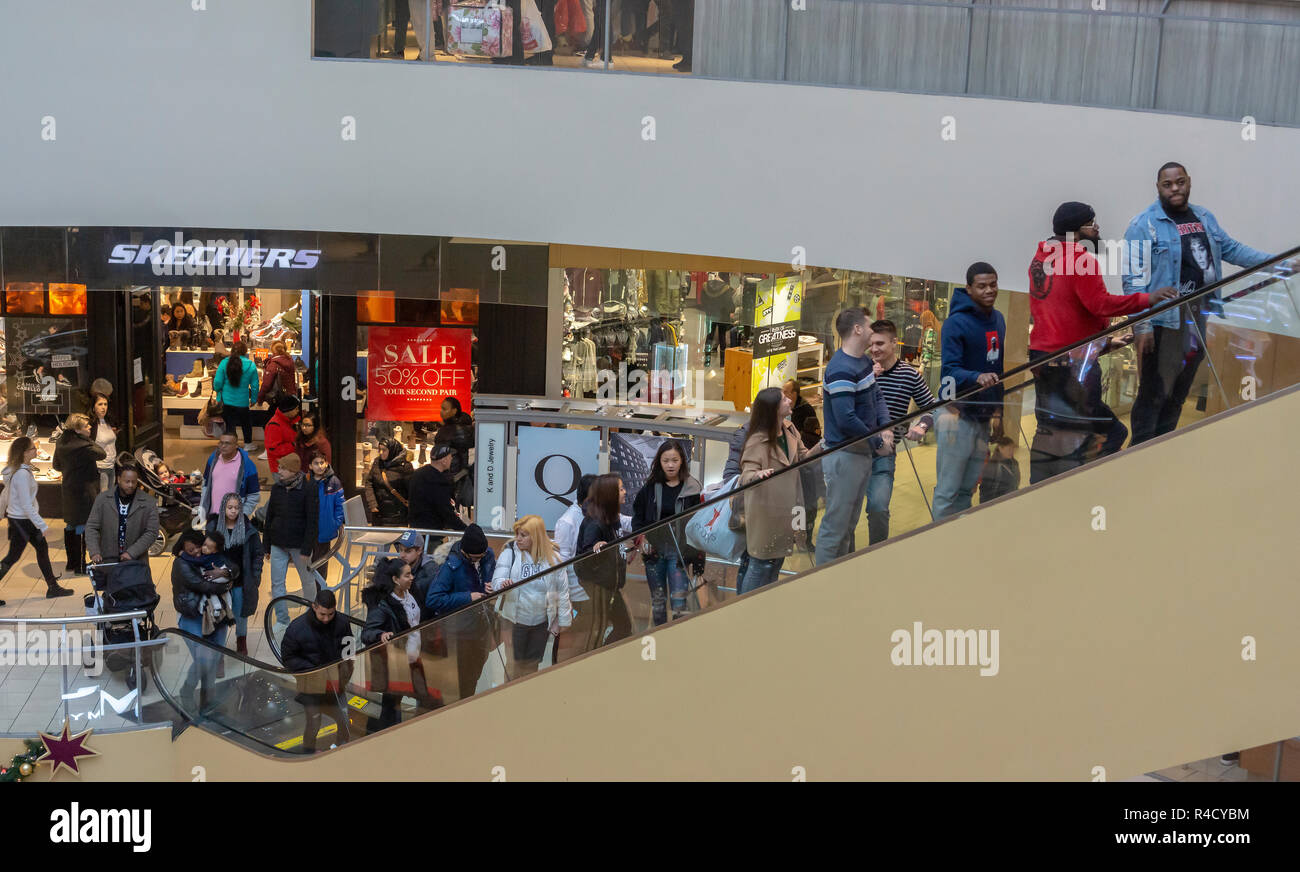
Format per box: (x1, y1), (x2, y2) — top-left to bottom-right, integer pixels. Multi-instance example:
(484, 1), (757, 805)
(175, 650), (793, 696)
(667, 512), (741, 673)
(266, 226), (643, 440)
(425, 524), (497, 700)
(934, 264), (1006, 520)
(199, 432), (261, 522)
(814, 307), (893, 566)
(1122, 162), (1274, 444)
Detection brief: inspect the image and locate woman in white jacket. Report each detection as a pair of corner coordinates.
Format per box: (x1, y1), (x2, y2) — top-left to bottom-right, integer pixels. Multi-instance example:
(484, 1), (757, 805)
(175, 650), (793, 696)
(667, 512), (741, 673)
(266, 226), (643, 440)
(0, 437), (73, 597)
(491, 514), (572, 675)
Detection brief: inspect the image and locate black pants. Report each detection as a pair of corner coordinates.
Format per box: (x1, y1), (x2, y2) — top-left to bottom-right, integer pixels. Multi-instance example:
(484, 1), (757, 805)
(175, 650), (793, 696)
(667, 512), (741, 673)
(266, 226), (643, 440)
(1131, 305), (1208, 445)
(585, 0), (609, 59)
(511, 621), (551, 674)
(525, 0), (557, 65)
(1029, 348), (1128, 484)
(64, 528), (85, 574)
(223, 404), (254, 443)
(671, 0), (693, 61)
(391, 0), (410, 56)
(2, 517), (57, 584)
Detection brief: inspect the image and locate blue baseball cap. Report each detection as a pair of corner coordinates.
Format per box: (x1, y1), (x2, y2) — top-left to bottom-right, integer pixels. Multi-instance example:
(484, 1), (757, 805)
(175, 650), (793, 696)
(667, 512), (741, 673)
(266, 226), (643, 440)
(397, 530), (421, 549)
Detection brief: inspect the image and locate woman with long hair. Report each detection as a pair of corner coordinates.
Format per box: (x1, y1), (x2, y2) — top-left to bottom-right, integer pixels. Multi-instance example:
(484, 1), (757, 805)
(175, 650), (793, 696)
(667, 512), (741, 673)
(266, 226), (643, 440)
(87, 391), (118, 492)
(360, 556), (434, 729)
(737, 387), (808, 594)
(295, 409), (332, 469)
(364, 437), (413, 527)
(575, 473), (632, 645)
(213, 340), (260, 446)
(0, 437), (72, 597)
(51, 412), (107, 576)
(208, 492), (264, 655)
(491, 514), (572, 675)
(630, 439), (703, 625)
(257, 339), (299, 406)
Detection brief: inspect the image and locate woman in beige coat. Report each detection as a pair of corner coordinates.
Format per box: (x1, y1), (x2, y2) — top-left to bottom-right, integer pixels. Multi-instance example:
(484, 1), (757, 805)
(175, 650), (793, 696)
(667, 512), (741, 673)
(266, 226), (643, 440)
(738, 387), (809, 594)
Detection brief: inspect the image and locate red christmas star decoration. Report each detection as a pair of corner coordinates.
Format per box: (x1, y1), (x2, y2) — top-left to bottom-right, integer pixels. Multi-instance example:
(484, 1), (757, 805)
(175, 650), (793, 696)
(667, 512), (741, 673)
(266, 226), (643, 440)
(37, 720), (99, 777)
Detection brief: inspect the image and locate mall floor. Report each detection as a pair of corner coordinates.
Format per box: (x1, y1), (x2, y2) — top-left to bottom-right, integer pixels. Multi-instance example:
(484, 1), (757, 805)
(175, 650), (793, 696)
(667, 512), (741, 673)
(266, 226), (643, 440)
(390, 29), (685, 75)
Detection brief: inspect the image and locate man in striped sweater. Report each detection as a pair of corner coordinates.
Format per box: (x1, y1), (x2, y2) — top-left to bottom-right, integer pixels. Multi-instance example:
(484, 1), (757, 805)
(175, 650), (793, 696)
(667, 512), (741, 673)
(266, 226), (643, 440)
(814, 308), (893, 566)
(866, 320), (938, 544)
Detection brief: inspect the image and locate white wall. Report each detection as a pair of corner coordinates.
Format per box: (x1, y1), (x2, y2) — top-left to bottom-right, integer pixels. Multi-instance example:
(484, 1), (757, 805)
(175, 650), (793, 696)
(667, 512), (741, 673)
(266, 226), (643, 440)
(0, 0), (1296, 292)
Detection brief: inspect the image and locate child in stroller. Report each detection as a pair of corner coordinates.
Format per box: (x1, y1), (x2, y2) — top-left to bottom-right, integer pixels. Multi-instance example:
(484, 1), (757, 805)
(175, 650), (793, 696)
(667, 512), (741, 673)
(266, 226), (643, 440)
(133, 447), (203, 556)
(87, 560), (161, 694)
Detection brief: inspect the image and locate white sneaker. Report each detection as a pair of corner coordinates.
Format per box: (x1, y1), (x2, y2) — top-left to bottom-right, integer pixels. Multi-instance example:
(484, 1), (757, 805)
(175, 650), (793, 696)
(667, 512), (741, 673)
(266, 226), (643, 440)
(258, 451), (268, 460)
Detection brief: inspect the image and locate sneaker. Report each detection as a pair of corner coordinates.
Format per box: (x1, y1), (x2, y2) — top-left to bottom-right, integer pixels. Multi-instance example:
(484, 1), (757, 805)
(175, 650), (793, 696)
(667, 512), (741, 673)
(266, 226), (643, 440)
(258, 452), (268, 460)
(1220, 752), (1240, 765)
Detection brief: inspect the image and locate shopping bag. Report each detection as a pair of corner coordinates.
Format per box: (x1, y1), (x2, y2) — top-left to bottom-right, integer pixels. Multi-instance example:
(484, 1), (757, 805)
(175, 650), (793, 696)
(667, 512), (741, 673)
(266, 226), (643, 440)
(554, 0), (585, 36)
(448, 0), (515, 58)
(520, 0), (552, 54)
(685, 476), (747, 563)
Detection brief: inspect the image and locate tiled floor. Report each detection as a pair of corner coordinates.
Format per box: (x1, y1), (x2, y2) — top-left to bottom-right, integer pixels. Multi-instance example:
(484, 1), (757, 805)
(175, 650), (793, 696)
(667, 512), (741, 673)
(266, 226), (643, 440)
(1152, 757), (1272, 783)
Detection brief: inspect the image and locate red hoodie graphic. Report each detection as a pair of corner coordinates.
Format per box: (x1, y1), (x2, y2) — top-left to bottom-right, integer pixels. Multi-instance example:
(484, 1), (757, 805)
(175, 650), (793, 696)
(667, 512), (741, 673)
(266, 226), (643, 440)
(1027, 240), (1151, 353)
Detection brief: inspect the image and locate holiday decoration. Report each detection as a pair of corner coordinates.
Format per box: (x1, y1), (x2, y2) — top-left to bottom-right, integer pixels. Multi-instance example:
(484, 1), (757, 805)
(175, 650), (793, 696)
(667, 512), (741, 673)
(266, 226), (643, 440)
(216, 293), (262, 343)
(37, 721), (99, 777)
(1, 739), (45, 782)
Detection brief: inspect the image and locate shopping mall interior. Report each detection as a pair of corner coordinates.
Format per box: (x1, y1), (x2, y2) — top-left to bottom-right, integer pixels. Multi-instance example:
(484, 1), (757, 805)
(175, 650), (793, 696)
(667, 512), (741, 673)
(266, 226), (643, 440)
(2, 0), (1300, 794)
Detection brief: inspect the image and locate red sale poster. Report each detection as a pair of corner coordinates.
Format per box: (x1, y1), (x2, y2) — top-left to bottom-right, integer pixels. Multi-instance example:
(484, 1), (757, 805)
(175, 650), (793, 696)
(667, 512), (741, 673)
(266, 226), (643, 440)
(366, 326), (472, 422)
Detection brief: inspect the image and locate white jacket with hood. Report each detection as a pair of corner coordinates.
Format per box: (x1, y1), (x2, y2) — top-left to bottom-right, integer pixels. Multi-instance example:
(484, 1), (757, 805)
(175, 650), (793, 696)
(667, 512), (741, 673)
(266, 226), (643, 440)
(491, 541), (573, 631)
(1, 464), (48, 532)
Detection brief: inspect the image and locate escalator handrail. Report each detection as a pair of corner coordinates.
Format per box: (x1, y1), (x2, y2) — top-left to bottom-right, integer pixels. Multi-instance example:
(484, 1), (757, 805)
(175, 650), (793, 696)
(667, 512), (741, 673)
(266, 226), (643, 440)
(261, 593), (367, 664)
(151, 246), (1300, 685)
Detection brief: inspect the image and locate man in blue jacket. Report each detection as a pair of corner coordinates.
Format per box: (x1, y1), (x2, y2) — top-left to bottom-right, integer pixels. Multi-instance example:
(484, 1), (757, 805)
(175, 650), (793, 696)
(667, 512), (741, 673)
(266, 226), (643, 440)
(814, 307), (893, 566)
(934, 264), (1006, 520)
(199, 432), (261, 521)
(1123, 162), (1274, 444)
(425, 524), (497, 700)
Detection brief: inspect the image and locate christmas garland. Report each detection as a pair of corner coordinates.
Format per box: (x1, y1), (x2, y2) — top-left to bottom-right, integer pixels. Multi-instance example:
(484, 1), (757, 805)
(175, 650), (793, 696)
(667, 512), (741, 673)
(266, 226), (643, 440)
(0, 739), (43, 782)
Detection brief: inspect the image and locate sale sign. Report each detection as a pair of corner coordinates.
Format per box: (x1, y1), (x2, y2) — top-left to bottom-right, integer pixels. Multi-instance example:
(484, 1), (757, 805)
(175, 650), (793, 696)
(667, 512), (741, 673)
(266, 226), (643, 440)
(366, 326), (471, 422)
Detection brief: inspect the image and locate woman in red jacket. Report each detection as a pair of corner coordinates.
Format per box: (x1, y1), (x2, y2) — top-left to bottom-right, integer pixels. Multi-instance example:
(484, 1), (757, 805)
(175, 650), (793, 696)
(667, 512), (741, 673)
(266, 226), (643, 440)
(257, 340), (299, 407)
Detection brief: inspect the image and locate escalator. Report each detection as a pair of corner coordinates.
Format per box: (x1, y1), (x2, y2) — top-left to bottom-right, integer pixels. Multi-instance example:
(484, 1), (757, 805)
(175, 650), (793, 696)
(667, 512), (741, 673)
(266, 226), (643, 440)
(145, 248), (1300, 758)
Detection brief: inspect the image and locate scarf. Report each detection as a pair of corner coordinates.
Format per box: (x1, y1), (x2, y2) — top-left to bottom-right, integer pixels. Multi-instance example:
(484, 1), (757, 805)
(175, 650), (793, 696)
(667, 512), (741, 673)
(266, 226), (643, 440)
(379, 438), (407, 469)
(219, 493), (251, 548)
(277, 469), (304, 490)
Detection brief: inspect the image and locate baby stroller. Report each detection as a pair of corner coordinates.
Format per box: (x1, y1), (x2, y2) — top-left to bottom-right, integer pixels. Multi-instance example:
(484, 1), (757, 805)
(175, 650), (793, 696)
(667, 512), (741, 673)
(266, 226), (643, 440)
(133, 447), (203, 556)
(86, 561), (162, 694)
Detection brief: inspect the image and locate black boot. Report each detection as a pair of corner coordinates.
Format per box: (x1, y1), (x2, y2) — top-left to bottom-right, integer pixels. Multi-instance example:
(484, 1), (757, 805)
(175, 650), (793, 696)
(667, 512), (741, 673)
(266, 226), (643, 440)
(46, 577), (74, 598)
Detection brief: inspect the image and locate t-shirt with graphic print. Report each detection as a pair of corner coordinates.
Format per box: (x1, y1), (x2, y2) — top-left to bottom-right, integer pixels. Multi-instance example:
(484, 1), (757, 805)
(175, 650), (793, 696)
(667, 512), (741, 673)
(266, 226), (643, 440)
(1163, 205), (1218, 294)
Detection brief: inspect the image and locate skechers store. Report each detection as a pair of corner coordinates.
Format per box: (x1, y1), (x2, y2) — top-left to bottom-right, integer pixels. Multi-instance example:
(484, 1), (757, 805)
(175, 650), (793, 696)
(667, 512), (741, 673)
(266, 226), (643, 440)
(0, 227), (550, 508)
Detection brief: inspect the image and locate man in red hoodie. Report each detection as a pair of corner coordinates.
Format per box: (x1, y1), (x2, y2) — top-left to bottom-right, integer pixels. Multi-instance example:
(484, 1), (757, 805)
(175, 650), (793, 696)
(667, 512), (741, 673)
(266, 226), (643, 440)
(264, 394), (301, 475)
(1026, 202), (1177, 483)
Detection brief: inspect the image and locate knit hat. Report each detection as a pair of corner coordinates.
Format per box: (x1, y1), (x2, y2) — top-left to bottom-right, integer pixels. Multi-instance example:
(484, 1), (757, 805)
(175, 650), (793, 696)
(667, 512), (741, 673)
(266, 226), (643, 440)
(277, 394), (301, 415)
(90, 378), (114, 398)
(460, 524), (488, 556)
(1052, 201), (1096, 236)
(277, 453), (301, 474)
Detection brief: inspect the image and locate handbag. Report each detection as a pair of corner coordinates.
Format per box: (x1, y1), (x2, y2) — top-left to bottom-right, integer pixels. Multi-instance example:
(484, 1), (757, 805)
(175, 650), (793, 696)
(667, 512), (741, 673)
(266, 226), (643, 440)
(448, 0), (514, 58)
(520, 0), (552, 54)
(685, 476), (747, 563)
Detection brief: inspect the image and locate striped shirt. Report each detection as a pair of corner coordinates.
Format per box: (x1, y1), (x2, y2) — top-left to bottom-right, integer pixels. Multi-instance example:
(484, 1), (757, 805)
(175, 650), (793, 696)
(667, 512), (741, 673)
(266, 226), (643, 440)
(876, 359), (937, 438)
(822, 349), (891, 451)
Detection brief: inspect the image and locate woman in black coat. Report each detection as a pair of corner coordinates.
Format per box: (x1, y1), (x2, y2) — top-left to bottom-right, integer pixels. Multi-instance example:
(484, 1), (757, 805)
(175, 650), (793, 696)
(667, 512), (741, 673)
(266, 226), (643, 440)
(51, 412), (107, 575)
(364, 438), (413, 527)
(208, 493), (264, 656)
(575, 473), (632, 647)
(360, 557), (434, 729)
(433, 398), (474, 473)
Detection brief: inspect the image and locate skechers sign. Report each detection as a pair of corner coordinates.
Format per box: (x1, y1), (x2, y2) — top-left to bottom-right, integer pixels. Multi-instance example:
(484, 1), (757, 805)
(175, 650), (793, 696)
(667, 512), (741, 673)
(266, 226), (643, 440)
(108, 233), (321, 286)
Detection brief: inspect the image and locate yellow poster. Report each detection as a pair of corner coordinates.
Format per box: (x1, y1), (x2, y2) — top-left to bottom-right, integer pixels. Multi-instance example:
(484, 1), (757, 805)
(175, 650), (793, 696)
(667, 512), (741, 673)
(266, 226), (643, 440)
(751, 275), (804, 400)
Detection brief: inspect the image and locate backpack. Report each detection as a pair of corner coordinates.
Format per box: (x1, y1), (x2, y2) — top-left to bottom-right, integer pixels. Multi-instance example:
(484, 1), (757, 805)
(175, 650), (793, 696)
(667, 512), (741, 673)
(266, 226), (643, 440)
(453, 466), (474, 508)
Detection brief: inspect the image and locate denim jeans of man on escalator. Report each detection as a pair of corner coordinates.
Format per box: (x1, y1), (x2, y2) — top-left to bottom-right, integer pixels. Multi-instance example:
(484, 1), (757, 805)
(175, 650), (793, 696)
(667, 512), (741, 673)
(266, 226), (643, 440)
(932, 408), (990, 520)
(643, 553), (689, 625)
(271, 545), (317, 636)
(738, 556), (784, 595)
(814, 449), (872, 566)
(864, 452), (897, 545)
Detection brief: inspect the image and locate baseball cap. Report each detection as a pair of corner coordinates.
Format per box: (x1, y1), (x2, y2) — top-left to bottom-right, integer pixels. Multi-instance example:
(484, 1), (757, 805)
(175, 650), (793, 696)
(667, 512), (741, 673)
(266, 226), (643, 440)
(397, 530), (421, 549)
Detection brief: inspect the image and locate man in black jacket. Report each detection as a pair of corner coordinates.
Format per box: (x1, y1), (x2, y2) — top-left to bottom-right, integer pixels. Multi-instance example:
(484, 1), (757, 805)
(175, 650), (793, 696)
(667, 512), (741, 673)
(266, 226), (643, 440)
(280, 589), (353, 753)
(264, 453), (320, 637)
(408, 445), (466, 534)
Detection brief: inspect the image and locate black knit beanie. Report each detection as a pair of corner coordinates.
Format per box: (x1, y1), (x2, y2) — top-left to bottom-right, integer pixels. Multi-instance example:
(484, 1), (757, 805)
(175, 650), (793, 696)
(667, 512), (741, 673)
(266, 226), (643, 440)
(1053, 201), (1096, 236)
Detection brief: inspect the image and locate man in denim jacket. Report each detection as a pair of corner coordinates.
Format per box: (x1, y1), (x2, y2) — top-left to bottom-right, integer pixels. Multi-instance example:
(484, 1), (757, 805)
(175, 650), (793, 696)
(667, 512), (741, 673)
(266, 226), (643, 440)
(1122, 162), (1273, 444)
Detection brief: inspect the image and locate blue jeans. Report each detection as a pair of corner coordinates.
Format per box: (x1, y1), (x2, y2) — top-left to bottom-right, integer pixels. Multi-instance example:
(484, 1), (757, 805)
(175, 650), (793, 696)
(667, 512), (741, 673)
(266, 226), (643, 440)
(864, 453), (897, 545)
(230, 587), (247, 638)
(177, 614), (229, 705)
(739, 556), (784, 594)
(814, 448), (873, 566)
(271, 545), (317, 634)
(933, 409), (990, 520)
(643, 554), (689, 625)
